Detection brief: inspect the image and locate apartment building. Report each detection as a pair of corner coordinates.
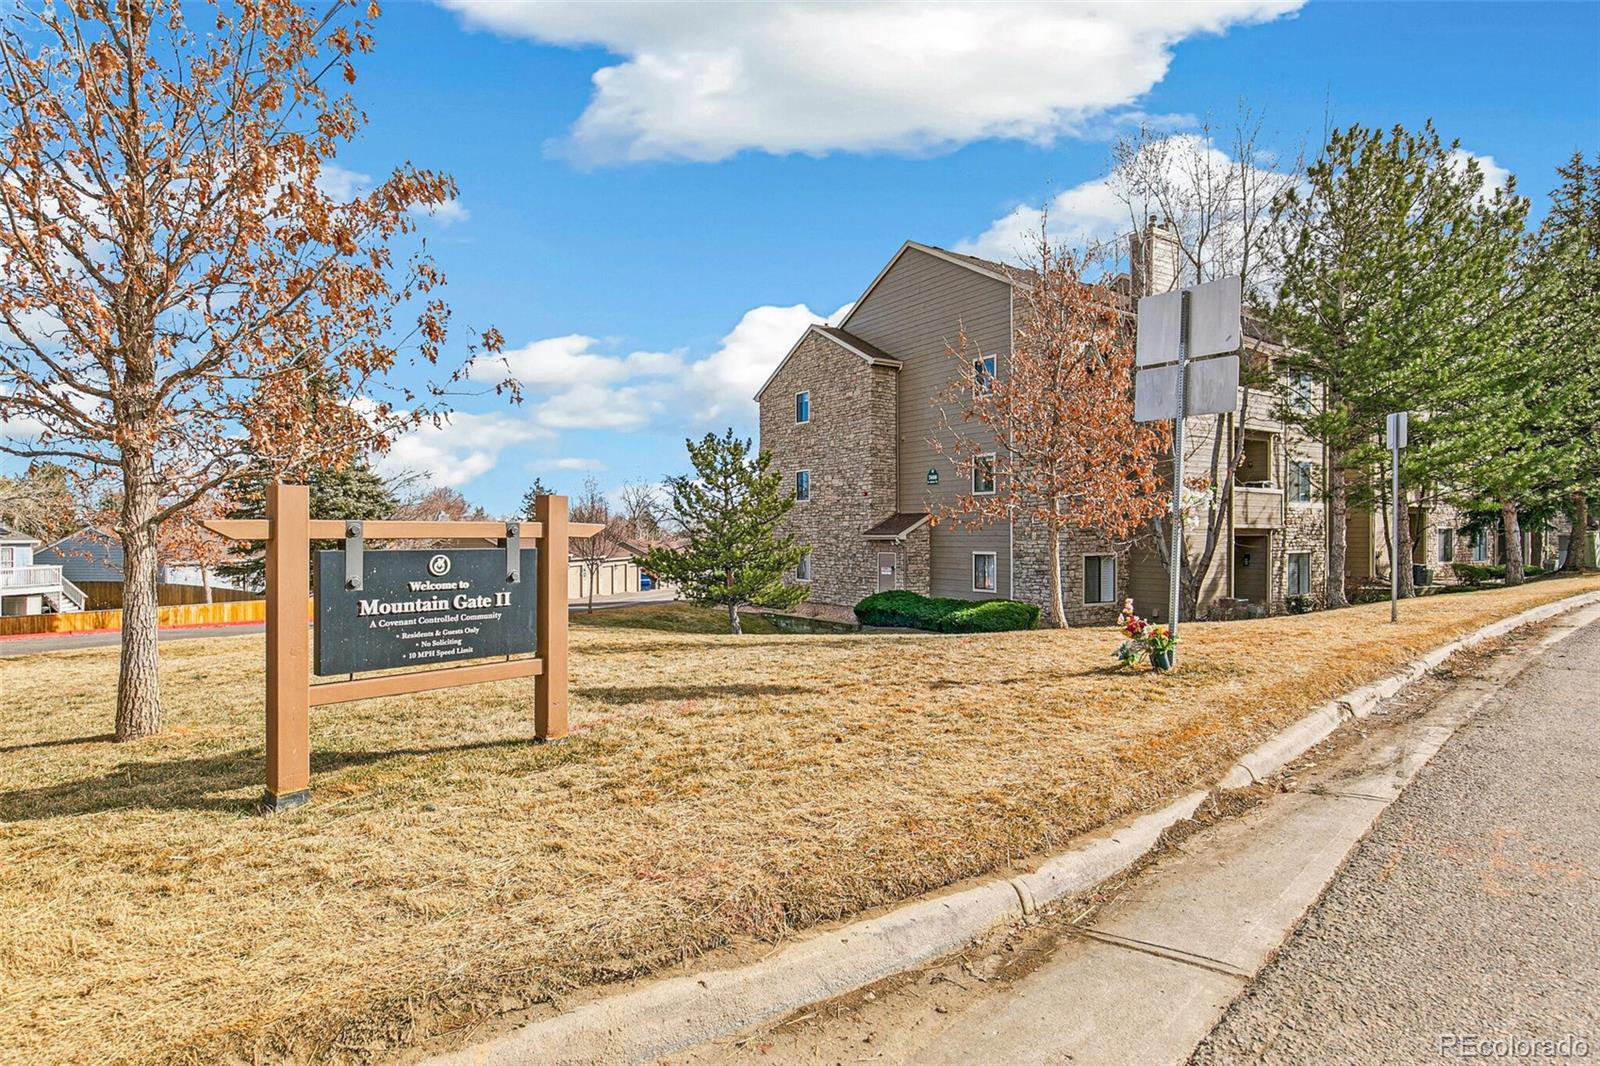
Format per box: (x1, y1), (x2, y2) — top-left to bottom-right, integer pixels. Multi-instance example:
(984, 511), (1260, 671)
(756, 221), (1329, 625)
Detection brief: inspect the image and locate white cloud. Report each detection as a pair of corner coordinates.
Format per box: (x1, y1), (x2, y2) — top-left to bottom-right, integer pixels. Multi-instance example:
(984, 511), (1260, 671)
(677, 302), (845, 424)
(442, 1), (1305, 163)
(375, 409), (550, 487)
(1449, 149), (1512, 200)
(552, 456), (603, 470)
(954, 133), (1293, 273)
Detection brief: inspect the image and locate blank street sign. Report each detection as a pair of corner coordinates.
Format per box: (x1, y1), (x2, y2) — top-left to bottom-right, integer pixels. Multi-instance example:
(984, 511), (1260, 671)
(1136, 289), (1183, 367)
(1386, 411), (1408, 449)
(1136, 276), (1243, 366)
(1134, 355), (1240, 423)
(1186, 276), (1243, 359)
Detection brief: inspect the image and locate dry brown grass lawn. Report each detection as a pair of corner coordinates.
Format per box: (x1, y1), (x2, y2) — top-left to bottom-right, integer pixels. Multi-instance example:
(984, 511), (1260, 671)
(3, 576), (1597, 1065)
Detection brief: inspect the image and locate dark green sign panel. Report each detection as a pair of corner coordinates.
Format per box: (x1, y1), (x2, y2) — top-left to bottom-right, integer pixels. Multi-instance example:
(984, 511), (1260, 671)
(314, 548), (537, 676)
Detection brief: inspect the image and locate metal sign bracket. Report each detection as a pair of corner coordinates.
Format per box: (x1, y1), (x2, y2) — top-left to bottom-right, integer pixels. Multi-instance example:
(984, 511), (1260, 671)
(344, 521), (364, 591)
(505, 522), (521, 584)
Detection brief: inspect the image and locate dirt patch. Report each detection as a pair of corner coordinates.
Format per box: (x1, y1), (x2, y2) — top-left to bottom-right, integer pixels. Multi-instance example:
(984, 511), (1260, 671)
(1, 578), (1596, 1065)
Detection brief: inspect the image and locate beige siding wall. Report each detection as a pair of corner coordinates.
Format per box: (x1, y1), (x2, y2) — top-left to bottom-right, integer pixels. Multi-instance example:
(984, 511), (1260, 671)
(844, 248), (1014, 601)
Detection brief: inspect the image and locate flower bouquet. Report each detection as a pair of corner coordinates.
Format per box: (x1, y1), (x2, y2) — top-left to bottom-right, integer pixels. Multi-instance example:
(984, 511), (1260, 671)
(1113, 599), (1177, 671)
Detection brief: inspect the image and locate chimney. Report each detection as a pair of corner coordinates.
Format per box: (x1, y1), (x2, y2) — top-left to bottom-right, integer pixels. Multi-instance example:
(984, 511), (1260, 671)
(1131, 215), (1181, 296)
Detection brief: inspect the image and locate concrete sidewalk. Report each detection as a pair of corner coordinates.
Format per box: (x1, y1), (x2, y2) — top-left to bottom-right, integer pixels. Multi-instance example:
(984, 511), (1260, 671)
(667, 603), (1600, 1066)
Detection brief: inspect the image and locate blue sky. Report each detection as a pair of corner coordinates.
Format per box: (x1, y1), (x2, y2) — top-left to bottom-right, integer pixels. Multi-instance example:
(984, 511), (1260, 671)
(30, 1), (1600, 514)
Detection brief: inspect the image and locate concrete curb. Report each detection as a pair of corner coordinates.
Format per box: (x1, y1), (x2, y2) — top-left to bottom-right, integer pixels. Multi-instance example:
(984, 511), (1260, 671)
(430, 588), (1600, 1066)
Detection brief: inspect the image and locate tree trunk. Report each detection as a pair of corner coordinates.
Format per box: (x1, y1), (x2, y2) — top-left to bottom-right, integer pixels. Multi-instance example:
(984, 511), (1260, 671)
(1501, 497), (1524, 586)
(116, 456), (162, 741)
(727, 601), (742, 636)
(1565, 493), (1589, 572)
(202, 566), (213, 604)
(1326, 454), (1350, 608)
(586, 563), (596, 613)
(1396, 494), (1414, 599)
(1046, 523), (1067, 628)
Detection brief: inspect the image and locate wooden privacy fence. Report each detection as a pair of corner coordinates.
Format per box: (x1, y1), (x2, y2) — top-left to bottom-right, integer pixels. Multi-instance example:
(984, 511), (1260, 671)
(0, 598), (271, 638)
(76, 581), (261, 610)
(206, 484), (599, 811)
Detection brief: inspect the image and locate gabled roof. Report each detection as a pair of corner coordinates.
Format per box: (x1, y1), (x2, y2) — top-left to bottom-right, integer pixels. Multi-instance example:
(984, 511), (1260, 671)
(836, 241), (1018, 336)
(753, 323), (903, 402)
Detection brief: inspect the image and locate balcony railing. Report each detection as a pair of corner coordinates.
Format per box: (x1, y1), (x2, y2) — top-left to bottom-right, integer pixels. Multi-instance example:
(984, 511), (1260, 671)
(0, 564), (64, 590)
(1235, 485), (1284, 529)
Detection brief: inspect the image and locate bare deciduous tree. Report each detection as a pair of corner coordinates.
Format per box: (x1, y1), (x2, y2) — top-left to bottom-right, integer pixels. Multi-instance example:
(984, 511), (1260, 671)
(0, 0), (508, 738)
(934, 224), (1170, 628)
(569, 476), (622, 613)
(1109, 113), (1301, 618)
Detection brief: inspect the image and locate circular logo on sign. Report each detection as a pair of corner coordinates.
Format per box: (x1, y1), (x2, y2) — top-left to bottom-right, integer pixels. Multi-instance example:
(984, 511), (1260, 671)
(428, 554), (451, 577)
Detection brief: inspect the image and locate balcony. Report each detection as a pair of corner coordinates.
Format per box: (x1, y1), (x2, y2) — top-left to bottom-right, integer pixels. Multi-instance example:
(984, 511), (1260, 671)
(1235, 485), (1284, 529)
(0, 564), (63, 591)
(0, 565), (86, 611)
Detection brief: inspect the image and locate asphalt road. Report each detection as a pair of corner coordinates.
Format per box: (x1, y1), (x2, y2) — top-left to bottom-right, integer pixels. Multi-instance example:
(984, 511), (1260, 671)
(1193, 619), (1600, 1064)
(0, 591), (681, 657)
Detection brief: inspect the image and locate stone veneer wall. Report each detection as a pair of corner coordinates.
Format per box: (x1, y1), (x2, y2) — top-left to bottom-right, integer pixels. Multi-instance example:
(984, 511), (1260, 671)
(759, 331), (898, 608)
(1273, 502), (1328, 609)
(1009, 507), (1125, 627)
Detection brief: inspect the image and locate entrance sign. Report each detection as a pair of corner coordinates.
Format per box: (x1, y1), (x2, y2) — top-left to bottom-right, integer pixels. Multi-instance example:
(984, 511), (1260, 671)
(205, 486), (601, 812)
(1133, 274), (1245, 669)
(315, 548), (537, 675)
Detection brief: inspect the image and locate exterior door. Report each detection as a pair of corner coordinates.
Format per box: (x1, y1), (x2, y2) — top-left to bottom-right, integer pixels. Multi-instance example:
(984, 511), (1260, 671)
(877, 552), (897, 592)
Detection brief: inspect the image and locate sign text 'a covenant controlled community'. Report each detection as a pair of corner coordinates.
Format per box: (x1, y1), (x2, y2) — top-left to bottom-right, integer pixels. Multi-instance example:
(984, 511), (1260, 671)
(315, 548), (537, 675)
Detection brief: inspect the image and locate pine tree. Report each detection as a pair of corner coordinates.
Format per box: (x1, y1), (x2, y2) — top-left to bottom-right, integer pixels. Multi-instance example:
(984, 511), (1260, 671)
(217, 460), (399, 590)
(1268, 123), (1521, 602)
(519, 478), (557, 521)
(640, 430), (807, 634)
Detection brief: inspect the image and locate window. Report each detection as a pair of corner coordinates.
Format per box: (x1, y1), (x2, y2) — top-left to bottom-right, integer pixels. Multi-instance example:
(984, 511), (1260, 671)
(0, 546), (12, 570)
(795, 551), (811, 582)
(1083, 554), (1116, 604)
(1288, 552), (1312, 596)
(1472, 530), (1489, 562)
(795, 469), (810, 502)
(973, 355), (997, 393)
(973, 552), (997, 593)
(972, 453), (996, 495)
(1288, 461), (1312, 503)
(1289, 370), (1315, 413)
(795, 391), (810, 424)
(1437, 528), (1455, 563)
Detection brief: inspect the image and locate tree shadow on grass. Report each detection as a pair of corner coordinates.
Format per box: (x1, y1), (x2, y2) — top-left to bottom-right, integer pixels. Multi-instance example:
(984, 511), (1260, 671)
(0, 733), (116, 755)
(575, 682), (814, 705)
(0, 736), (535, 823)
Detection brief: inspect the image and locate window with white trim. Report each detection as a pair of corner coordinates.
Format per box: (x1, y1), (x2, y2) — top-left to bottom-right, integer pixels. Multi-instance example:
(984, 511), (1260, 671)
(795, 469), (810, 502)
(973, 355), (996, 393)
(973, 551), (997, 593)
(1083, 554), (1116, 604)
(1437, 528), (1455, 563)
(1288, 551), (1312, 596)
(795, 550), (811, 582)
(795, 391), (810, 424)
(972, 453), (996, 495)
(1288, 460), (1312, 503)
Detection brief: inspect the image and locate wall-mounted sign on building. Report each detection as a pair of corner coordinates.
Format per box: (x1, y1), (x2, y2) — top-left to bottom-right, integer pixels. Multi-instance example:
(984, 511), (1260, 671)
(315, 548), (537, 675)
(926, 468), (940, 485)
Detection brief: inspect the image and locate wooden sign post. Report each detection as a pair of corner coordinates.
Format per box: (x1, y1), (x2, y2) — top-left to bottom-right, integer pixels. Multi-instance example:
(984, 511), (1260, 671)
(207, 485), (596, 812)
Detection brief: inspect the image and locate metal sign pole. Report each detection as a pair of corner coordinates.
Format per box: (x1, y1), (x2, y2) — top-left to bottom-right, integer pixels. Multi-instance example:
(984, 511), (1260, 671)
(1386, 412), (1407, 624)
(1391, 444), (1400, 624)
(1167, 291), (1191, 660)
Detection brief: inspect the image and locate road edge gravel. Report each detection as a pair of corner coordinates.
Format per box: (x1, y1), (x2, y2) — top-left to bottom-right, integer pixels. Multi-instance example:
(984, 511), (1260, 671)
(429, 589), (1600, 1066)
